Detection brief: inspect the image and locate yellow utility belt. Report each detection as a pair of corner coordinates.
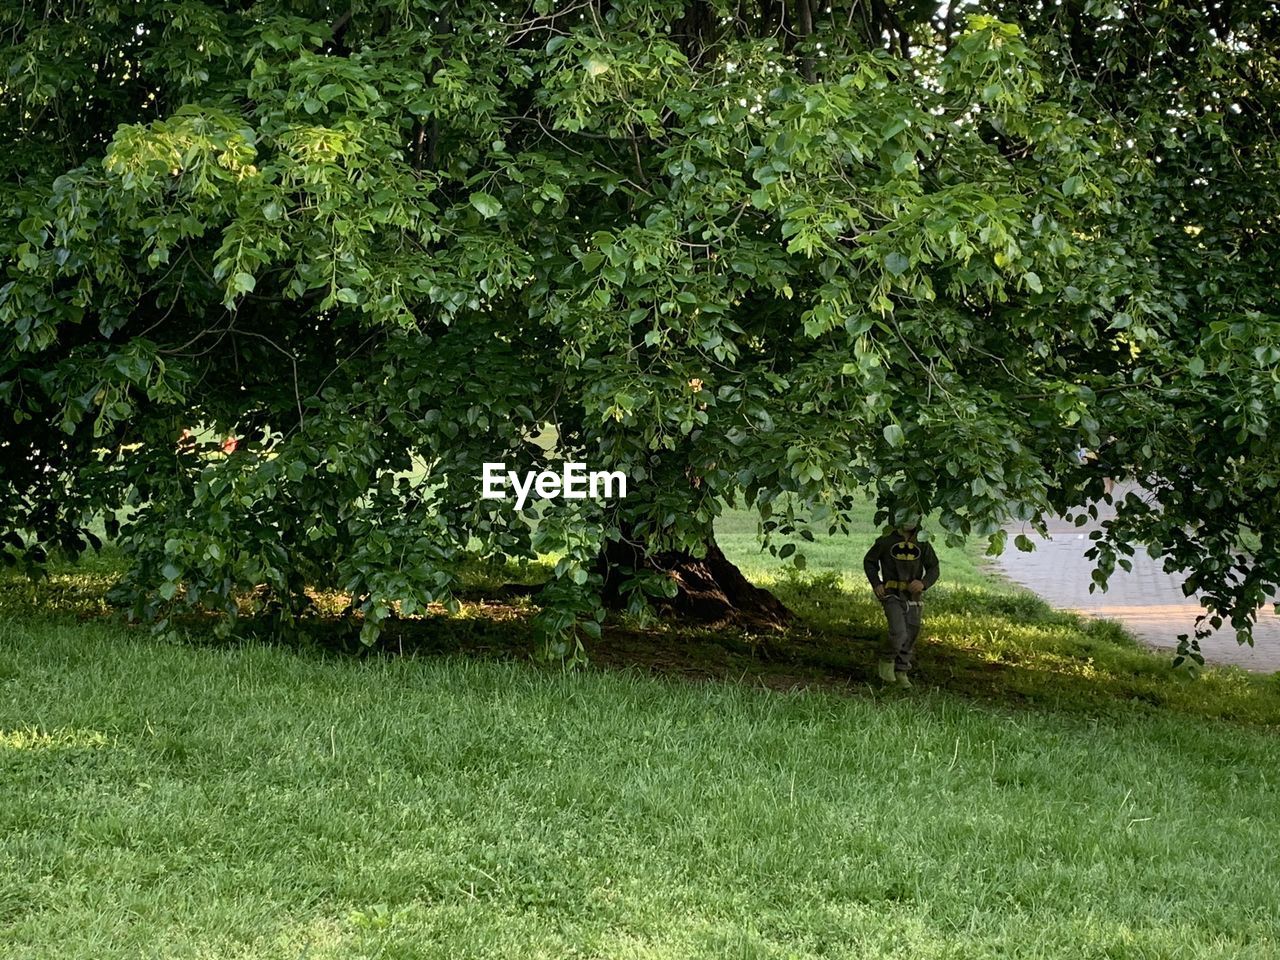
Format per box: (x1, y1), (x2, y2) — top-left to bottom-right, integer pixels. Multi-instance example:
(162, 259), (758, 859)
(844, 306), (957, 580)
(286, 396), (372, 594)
(884, 580), (918, 591)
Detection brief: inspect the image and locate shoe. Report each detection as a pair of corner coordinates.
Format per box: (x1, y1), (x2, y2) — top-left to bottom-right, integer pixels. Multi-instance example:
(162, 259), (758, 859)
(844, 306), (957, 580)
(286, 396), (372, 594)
(877, 660), (896, 683)
(895, 671), (913, 689)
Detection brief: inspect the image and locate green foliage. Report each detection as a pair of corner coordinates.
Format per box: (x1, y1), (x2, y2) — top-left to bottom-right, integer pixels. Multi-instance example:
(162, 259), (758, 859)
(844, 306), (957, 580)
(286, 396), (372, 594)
(2, 1), (1278, 652)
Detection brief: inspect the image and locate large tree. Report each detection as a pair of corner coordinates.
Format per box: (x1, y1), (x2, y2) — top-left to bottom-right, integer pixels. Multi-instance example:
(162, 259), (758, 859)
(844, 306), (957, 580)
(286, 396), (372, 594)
(2, 1), (1277, 661)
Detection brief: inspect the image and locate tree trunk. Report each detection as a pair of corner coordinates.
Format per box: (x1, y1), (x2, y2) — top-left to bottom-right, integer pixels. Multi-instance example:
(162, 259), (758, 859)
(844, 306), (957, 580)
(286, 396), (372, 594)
(597, 534), (792, 631)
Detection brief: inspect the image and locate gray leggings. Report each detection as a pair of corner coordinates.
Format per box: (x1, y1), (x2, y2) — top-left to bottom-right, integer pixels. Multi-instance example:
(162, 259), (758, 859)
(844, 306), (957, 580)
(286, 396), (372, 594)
(879, 595), (923, 671)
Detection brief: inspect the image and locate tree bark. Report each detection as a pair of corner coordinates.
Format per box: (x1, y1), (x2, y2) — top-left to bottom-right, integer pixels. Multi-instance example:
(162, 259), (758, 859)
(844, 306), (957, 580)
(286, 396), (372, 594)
(597, 533), (792, 631)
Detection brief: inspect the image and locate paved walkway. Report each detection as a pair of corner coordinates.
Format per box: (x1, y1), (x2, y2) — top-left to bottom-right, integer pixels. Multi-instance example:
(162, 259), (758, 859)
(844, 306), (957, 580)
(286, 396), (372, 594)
(995, 486), (1280, 673)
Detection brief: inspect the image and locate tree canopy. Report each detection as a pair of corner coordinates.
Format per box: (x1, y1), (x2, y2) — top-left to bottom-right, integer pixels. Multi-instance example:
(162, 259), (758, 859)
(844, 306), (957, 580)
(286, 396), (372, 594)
(2, 1), (1278, 660)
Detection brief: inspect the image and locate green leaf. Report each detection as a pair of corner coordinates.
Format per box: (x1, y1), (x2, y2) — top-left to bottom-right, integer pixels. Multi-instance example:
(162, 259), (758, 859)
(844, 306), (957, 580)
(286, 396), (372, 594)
(985, 529), (1008, 557)
(883, 423), (904, 447)
(884, 252), (910, 277)
(232, 272), (255, 294)
(881, 117), (908, 140)
(469, 192), (503, 219)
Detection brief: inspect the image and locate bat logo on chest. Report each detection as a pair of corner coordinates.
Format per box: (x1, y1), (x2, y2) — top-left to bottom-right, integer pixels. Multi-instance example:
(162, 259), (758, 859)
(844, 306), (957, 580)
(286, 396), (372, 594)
(890, 541), (921, 562)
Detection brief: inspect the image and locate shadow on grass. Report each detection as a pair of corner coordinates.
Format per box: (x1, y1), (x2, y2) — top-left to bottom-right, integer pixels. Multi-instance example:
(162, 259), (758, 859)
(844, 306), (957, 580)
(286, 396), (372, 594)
(4, 563), (1278, 729)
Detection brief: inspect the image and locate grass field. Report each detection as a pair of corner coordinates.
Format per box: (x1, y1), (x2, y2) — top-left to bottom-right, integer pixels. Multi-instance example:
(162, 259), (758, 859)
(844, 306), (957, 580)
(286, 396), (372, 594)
(2, 505), (1279, 958)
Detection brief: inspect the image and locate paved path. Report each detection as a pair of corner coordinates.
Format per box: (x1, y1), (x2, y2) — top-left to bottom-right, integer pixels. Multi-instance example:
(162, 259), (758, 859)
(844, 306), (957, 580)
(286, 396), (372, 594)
(995, 486), (1280, 673)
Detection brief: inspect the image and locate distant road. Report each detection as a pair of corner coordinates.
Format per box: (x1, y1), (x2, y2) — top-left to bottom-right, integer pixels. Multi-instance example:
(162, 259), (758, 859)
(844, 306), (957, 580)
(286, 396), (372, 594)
(996, 485), (1280, 673)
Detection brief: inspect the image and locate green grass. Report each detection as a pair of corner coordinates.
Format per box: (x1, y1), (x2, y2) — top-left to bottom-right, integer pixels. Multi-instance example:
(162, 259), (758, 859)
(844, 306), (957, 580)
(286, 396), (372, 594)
(3, 617), (1279, 959)
(3, 502), (1280, 957)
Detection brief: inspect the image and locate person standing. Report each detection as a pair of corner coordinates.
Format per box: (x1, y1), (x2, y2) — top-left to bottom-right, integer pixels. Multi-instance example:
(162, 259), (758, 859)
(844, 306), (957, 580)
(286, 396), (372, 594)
(863, 517), (940, 688)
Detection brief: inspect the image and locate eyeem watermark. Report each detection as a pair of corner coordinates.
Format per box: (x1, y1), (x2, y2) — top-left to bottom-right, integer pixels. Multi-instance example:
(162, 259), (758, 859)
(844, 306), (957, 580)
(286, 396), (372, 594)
(481, 462), (627, 510)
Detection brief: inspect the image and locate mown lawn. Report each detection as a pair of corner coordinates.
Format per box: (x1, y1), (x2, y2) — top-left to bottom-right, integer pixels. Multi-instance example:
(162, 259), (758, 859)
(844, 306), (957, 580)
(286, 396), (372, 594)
(3, 615), (1279, 959)
(2, 504), (1279, 958)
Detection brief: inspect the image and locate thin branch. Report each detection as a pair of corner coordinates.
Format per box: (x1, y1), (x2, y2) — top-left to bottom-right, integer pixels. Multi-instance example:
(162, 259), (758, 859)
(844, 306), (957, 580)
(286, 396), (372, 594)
(235, 329), (306, 432)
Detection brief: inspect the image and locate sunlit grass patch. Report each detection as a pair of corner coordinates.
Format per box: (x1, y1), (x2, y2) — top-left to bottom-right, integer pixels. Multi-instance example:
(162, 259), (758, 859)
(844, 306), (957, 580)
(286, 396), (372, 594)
(0, 727), (110, 751)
